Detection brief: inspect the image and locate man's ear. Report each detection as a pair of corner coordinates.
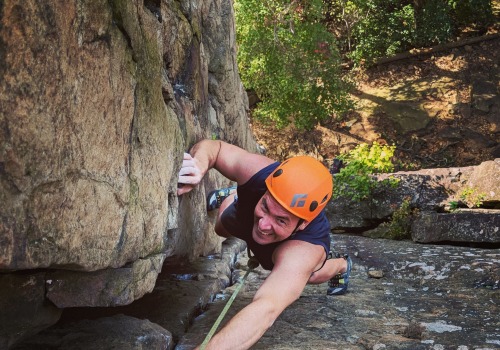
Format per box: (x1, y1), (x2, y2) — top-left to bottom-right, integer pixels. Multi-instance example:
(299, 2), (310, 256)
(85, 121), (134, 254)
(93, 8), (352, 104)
(298, 220), (310, 231)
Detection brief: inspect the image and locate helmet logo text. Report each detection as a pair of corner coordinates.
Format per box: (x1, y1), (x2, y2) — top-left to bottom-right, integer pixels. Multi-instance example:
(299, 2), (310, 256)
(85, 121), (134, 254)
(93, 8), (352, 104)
(290, 194), (307, 208)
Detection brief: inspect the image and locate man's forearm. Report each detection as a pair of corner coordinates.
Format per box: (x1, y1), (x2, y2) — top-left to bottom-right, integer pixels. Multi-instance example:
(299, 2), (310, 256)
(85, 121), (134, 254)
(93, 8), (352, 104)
(201, 241), (319, 349)
(199, 298), (279, 350)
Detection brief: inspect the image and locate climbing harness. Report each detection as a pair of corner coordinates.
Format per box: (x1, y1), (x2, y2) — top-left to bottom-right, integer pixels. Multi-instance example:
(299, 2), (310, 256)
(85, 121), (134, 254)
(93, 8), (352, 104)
(199, 249), (259, 349)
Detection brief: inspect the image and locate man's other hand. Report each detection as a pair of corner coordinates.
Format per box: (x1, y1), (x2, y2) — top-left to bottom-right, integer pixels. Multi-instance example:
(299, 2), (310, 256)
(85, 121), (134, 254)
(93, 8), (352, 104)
(177, 153), (202, 195)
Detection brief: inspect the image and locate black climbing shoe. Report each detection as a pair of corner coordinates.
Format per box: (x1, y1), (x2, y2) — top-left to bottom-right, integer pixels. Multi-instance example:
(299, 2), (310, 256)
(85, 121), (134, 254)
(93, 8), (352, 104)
(206, 186), (237, 211)
(327, 254), (352, 296)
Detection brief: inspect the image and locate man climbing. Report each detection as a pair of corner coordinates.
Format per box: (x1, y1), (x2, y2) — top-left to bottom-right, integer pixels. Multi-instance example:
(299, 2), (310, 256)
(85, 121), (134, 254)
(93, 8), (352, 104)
(177, 139), (352, 350)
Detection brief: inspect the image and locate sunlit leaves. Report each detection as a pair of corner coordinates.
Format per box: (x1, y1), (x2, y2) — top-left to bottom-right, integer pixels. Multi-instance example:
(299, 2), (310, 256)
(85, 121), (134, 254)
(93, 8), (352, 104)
(333, 142), (398, 201)
(234, 0), (352, 129)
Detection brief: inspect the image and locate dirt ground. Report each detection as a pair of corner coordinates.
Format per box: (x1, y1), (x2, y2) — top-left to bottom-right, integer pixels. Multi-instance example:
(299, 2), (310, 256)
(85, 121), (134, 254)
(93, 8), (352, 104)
(250, 28), (499, 171)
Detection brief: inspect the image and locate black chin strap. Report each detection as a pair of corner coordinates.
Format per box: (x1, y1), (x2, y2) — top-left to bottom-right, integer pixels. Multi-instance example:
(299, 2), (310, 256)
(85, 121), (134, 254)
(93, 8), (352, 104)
(291, 219), (305, 235)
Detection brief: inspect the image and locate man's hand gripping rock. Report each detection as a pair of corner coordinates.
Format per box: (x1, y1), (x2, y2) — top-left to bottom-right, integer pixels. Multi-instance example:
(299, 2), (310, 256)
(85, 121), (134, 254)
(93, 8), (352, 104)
(177, 152), (202, 196)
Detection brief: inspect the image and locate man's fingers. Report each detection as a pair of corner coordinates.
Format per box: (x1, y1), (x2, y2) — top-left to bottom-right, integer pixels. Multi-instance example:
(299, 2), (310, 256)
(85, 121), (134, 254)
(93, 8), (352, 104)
(178, 166), (199, 177)
(177, 184), (195, 196)
(182, 158), (196, 168)
(177, 152), (200, 195)
(178, 175), (200, 184)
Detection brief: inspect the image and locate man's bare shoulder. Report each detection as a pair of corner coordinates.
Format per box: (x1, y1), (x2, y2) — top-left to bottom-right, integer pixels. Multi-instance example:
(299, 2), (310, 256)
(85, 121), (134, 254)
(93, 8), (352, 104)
(272, 240), (326, 274)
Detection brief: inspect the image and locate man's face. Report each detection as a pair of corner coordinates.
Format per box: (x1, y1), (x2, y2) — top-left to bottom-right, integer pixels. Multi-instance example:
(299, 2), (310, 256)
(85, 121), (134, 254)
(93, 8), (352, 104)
(252, 191), (302, 245)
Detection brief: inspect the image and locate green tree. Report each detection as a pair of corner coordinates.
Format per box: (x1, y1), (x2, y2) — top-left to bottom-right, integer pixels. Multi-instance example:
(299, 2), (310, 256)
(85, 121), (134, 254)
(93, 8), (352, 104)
(325, 0), (494, 65)
(234, 0), (352, 129)
(347, 0), (416, 64)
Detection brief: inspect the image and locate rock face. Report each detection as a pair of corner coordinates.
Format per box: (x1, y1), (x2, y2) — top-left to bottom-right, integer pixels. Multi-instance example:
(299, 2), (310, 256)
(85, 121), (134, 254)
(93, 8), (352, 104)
(177, 235), (500, 349)
(45, 254), (166, 308)
(14, 314), (174, 350)
(12, 238), (247, 350)
(412, 210), (500, 243)
(15, 236), (499, 349)
(0, 273), (62, 349)
(0, 0), (255, 347)
(327, 159), (500, 244)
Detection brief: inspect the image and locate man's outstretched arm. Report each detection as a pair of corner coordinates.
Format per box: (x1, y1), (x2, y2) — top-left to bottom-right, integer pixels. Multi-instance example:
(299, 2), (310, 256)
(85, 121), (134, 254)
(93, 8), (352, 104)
(177, 139), (273, 195)
(197, 240), (326, 350)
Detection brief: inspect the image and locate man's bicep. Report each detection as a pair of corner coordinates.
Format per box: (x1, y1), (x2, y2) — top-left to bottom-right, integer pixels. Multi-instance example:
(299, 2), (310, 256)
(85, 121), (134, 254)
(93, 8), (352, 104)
(215, 142), (274, 184)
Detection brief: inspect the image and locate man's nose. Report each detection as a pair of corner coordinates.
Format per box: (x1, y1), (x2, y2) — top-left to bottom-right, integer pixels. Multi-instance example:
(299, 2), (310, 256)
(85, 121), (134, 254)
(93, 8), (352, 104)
(258, 216), (272, 231)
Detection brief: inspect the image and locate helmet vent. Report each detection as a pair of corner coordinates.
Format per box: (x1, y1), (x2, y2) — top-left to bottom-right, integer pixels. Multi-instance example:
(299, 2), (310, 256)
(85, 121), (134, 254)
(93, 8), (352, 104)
(320, 194), (329, 204)
(273, 169), (283, 177)
(309, 201), (318, 212)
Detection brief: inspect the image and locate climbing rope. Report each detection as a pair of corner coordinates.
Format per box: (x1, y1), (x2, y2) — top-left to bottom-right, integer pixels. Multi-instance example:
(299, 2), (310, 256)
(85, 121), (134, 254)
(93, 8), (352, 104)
(199, 251), (259, 349)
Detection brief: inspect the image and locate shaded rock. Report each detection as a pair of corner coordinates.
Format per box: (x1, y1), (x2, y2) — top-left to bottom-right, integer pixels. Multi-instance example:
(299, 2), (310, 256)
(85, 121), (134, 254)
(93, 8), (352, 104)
(101, 238), (246, 340)
(484, 103), (500, 127)
(492, 144), (500, 159)
(325, 197), (374, 228)
(462, 128), (497, 148)
(384, 101), (432, 134)
(412, 210), (500, 243)
(12, 314), (173, 350)
(363, 223), (393, 239)
(16, 238), (246, 347)
(439, 126), (462, 142)
(247, 89), (261, 108)
(353, 82), (435, 135)
(46, 253), (166, 307)
(402, 322), (425, 340)
(472, 80), (497, 112)
(0, 273), (62, 349)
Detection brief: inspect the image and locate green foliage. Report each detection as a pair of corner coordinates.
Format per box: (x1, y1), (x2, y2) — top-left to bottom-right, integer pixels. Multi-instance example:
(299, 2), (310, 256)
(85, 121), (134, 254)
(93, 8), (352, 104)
(325, 0), (494, 65)
(384, 197), (417, 240)
(234, 0), (493, 129)
(448, 186), (486, 211)
(448, 200), (460, 211)
(322, 0), (363, 53)
(333, 142), (398, 201)
(459, 187), (486, 208)
(234, 0), (352, 129)
(349, 0), (416, 64)
(414, 0), (453, 47)
(449, 0), (495, 28)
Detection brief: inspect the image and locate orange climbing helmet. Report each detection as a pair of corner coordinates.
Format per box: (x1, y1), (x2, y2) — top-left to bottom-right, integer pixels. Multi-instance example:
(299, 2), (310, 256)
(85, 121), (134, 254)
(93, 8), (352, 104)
(265, 156), (333, 222)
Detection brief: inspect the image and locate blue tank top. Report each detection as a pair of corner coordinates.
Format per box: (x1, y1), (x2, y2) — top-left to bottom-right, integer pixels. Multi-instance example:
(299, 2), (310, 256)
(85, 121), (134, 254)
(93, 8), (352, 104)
(230, 162), (331, 270)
